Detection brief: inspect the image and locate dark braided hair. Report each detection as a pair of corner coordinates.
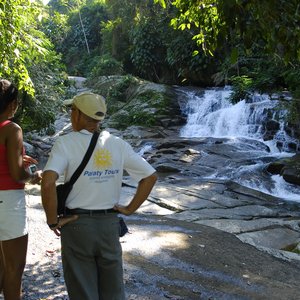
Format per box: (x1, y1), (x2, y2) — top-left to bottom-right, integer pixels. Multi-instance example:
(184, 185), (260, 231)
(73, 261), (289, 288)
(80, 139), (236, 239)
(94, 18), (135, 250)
(0, 79), (19, 114)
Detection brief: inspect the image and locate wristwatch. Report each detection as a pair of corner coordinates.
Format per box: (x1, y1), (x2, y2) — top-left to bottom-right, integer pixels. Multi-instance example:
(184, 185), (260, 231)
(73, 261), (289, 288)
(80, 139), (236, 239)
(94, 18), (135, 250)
(48, 222), (59, 229)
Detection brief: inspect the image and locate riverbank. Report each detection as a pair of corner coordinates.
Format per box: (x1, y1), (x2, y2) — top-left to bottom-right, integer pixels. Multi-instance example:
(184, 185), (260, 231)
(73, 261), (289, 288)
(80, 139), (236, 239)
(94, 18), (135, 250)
(6, 183), (299, 300)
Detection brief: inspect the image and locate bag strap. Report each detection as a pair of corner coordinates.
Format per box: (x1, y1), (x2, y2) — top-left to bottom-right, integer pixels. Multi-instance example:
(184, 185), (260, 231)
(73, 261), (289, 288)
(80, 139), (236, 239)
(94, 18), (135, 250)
(69, 131), (100, 185)
(0, 120), (11, 129)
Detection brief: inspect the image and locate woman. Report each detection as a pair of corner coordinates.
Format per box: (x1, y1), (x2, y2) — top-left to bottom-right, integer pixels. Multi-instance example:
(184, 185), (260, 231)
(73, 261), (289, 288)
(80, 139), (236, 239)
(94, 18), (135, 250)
(0, 79), (42, 299)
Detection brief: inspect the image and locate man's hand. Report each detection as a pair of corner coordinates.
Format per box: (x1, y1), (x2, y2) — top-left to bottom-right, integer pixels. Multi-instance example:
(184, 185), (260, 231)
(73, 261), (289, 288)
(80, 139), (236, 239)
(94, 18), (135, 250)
(49, 215), (79, 236)
(113, 204), (132, 216)
(114, 173), (157, 216)
(29, 170), (43, 184)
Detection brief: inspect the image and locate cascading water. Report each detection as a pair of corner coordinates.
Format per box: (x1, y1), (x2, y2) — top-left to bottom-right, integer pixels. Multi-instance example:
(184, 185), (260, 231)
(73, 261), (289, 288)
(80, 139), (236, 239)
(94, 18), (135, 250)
(177, 86), (300, 202)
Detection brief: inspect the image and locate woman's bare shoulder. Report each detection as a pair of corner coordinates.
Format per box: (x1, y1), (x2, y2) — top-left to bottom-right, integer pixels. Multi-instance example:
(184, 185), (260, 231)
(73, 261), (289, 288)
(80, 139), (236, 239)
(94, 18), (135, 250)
(6, 121), (22, 134)
(0, 121), (21, 144)
(3, 122), (23, 144)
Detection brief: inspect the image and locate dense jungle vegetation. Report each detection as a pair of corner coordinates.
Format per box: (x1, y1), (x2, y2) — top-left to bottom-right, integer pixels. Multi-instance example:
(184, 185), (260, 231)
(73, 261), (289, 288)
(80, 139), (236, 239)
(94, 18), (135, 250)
(1, 0), (300, 132)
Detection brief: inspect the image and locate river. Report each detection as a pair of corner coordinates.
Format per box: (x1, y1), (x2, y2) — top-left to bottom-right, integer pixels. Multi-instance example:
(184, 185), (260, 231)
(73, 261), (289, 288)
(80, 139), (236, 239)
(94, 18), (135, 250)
(176, 86), (300, 202)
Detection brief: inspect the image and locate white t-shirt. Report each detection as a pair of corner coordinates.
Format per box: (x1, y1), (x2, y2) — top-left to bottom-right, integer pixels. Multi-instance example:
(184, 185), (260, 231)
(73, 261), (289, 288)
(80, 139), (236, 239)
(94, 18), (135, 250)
(44, 130), (156, 209)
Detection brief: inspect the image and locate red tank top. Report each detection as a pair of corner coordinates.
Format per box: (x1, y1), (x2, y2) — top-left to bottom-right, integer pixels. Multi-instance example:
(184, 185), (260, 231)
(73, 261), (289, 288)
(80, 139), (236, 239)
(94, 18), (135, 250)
(0, 120), (25, 190)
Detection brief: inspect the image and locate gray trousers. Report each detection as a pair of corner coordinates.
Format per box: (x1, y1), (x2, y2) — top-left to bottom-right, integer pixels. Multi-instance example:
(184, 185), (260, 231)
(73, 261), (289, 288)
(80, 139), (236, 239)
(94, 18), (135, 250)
(61, 214), (125, 300)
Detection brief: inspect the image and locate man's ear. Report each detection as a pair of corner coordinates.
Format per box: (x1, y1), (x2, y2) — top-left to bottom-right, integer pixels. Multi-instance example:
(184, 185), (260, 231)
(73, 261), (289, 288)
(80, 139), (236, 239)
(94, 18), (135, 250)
(76, 109), (82, 122)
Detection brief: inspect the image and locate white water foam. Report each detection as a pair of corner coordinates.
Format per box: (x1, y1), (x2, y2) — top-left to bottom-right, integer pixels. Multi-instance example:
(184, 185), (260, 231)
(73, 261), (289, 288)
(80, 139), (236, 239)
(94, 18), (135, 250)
(178, 86), (300, 202)
(270, 175), (300, 202)
(138, 144), (153, 156)
(180, 88), (276, 140)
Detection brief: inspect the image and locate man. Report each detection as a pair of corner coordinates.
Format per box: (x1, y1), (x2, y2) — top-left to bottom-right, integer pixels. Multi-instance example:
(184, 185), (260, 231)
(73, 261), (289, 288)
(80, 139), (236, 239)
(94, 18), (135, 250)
(41, 92), (157, 300)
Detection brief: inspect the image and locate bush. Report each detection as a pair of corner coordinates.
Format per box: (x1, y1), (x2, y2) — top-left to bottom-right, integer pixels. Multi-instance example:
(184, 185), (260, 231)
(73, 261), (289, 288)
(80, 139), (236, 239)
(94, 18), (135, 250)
(229, 75), (253, 103)
(89, 55), (124, 78)
(15, 59), (68, 133)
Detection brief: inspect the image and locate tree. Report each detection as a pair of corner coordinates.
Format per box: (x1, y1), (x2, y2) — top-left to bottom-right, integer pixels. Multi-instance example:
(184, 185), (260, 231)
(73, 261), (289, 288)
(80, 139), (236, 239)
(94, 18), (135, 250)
(155, 0), (300, 62)
(45, 0), (108, 75)
(0, 0), (52, 95)
(0, 0), (68, 132)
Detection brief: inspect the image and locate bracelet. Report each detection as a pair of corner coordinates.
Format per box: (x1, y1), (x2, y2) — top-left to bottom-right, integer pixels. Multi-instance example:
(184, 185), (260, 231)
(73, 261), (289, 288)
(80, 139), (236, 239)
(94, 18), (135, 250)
(48, 222), (59, 229)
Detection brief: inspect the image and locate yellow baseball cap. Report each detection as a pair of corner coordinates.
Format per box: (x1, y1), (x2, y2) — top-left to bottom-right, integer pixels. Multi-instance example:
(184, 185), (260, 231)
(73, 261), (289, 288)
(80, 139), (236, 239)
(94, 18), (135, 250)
(63, 92), (107, 120)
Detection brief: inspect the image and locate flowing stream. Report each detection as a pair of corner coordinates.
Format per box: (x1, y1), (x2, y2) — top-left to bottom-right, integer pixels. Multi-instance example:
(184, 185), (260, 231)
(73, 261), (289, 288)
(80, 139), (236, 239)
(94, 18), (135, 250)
(177, 86), (300, 202)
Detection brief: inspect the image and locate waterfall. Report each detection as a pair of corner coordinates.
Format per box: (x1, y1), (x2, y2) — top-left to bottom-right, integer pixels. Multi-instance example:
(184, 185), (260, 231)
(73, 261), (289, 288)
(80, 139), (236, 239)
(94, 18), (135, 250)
(177, 86), (300, 202)
(138, 143), (153, 156)
(180, 87), (286, 143)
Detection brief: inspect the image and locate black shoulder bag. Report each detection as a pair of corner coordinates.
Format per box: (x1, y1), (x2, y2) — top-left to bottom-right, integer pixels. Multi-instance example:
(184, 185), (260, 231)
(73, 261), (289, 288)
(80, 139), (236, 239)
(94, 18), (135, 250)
(56, 131), (99, 216)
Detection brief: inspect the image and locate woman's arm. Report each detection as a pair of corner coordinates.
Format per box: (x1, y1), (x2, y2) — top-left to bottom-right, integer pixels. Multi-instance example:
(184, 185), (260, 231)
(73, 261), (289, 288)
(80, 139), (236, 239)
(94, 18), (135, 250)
(6, 123), (39, 182)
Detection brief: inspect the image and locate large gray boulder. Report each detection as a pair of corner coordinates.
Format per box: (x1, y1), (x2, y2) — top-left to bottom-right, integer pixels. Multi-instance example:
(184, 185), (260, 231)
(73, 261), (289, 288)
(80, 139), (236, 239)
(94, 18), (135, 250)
(86, 75), (184, 129)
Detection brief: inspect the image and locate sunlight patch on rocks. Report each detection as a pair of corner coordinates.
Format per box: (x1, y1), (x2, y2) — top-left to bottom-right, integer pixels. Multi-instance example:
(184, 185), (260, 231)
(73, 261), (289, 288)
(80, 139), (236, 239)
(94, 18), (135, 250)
(122, 229), (190, 257)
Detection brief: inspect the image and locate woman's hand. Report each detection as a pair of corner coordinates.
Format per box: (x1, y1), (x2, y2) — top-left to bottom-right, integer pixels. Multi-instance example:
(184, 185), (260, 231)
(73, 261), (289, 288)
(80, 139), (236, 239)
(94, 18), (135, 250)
(23, 155), (38, 168)
(23, 155), (42, 184)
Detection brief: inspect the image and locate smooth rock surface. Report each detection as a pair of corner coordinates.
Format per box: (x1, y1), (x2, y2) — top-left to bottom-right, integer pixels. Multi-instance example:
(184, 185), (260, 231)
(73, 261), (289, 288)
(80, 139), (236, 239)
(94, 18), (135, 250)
(9, 186), (300, 300)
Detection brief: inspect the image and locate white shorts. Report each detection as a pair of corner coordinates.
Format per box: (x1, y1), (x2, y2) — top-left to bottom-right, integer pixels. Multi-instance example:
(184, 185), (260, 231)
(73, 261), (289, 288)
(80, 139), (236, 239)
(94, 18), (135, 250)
(0, 189), (28, 241)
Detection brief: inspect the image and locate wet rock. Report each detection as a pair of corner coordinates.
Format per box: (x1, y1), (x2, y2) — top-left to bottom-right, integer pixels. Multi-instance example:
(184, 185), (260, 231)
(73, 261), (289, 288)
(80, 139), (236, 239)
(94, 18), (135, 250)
(238, 228), (300, 250)
(266, 161), (285, 174)
(122, 125), (167, 139)
(264, 119), (280, 131)
(282, 167), (300, 186)
(184, 148), (200, 155)
(23, 142), (37, 158)
(155, 164), (181, 173)
(267, 154), (300, 186)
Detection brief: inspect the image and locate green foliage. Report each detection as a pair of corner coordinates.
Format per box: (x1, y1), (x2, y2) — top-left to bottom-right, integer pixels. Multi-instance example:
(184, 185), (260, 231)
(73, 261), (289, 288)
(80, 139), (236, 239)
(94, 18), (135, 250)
(47, 0), (79, 14)
(100, 19), (121, 56)
(110, 91), (159, 128)
(45, 0), (108, 76)
(16, 51), (68, 133)
(109, 90), (164, 129)
(88, 75), (173, 129)
(0, 0), (49, 95)
(155, 0), (223, 56)
(89, 55), (124, 78)
(43, 0), (300, 130)
(282, 66), (300, 125)
(130, 19), (164, 81)
(286, 99), (300, 126)
(41, 10), (69, 48)
(0, 0), (69, 132)
(46, 0), (219, 85)
(283, 67), (300, 99)
(229, 76), (253, 104)
(106, 75), (136, 105)
(166, 32), (212, 82)
(101, 1), (132, 64)
(43, 0), (300, 91)
(226, 56), (284, 93)
(113, 88), (170, 129)
(155, 0), (300, 63)
(102, 0), (220, 85)
(227, 55), (300, 101)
